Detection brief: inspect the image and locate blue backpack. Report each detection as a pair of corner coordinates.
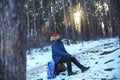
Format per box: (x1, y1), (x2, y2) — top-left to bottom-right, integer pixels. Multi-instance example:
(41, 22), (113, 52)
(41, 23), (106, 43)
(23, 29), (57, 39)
(47, 61), (56, 79)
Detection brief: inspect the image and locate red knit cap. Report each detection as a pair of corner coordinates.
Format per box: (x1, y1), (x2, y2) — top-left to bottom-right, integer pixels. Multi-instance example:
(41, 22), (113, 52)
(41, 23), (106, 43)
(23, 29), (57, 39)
(50, 33), (60, 41)
(51, 33), (59, 37)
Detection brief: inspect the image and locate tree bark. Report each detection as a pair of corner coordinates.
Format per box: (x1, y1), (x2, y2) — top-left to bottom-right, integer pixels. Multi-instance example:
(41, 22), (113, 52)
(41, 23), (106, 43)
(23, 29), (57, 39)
(33, 0), (37, 35)
(0, 0), (26, 80)
(69, 0), (76, 43)
(109, 0), (120, 36)
(62, 0), (69, 45)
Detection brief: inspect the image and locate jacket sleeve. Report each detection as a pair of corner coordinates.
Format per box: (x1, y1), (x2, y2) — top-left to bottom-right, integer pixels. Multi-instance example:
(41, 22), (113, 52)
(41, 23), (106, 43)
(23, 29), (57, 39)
(52, 42), (70, 57)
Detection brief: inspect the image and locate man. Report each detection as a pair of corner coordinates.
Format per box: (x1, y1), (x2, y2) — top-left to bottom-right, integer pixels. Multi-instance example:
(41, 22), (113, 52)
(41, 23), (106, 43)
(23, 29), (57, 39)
(51, 33), (90, 76)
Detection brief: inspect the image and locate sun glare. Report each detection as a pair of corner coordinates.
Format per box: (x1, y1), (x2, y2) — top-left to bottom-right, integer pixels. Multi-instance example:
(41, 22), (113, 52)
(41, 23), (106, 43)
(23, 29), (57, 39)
(74, 11), (81, 32)
(74, 11), (81, 24)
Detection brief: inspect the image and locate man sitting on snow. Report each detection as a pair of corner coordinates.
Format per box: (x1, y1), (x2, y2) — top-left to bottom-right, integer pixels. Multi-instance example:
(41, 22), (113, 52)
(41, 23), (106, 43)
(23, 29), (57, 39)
(50, 33), (90, 76)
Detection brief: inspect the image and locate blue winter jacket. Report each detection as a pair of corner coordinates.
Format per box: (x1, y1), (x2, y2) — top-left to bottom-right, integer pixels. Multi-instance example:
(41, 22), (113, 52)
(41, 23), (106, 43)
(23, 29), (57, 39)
(52, 39), (71, 63)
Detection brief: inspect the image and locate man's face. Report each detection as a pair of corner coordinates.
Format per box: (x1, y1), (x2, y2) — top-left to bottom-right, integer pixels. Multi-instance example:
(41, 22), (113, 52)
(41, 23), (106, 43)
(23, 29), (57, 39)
(57, 35), (60, 39)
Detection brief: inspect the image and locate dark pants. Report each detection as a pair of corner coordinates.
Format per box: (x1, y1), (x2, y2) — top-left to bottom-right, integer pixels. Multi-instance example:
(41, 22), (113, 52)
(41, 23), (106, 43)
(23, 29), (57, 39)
(55, 56), (85, 74)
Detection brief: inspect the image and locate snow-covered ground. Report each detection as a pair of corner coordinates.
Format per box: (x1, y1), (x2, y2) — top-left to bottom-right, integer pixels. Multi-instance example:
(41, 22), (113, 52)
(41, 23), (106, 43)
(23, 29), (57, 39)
(26, 37), (120, 80)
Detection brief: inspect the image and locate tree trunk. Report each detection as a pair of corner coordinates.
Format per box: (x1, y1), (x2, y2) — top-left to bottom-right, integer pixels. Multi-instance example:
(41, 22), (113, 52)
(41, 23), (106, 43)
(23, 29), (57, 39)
(33, 0), (37, 35)
(69, 0), (76, 43)
(0, 0), (26, 80)
(51, 0), (56, 32)
(62, 0), (69, 45)
(87, 1), (95, 40)
(109, 0), (120, 36)
(27, 0), (30, 38)
(101, 0), (109, 38)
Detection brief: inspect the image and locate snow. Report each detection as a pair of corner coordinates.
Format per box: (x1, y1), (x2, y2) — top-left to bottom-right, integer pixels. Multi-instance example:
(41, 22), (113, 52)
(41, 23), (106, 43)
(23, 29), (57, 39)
(26, 37), (120, 80)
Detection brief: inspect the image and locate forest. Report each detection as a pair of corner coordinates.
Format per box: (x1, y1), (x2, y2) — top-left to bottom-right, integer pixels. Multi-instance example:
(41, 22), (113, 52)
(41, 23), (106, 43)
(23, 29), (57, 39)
(23, 0), (120, 48)
(0, 0), (120, 80)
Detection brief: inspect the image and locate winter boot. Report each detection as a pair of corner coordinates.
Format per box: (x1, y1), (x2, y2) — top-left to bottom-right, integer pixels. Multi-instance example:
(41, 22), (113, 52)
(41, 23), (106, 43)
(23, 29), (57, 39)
(81, 66), (90, 73)
(68, 72), (77, 76)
